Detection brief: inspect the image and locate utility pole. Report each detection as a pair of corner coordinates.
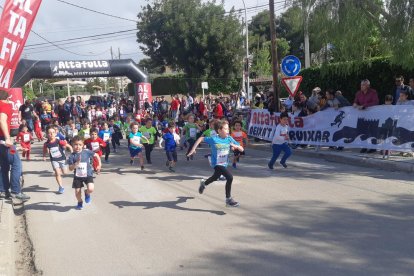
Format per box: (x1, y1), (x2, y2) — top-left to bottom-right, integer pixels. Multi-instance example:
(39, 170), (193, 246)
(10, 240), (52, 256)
(269, 0), (280, 112)
(241, 0), (250, 100)
(118, 47), (124, 93)
(110, 46), (114, 60)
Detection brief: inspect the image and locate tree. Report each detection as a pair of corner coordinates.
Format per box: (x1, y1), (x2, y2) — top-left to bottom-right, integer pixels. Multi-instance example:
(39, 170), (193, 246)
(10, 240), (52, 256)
(85, 78), (104, 93)
(138, 58), (165, 74)
(137, 0), (244, 91)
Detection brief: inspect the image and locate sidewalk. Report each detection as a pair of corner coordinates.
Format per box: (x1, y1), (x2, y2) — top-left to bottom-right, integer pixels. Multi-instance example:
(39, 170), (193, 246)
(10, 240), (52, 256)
(249, 140), (414, 174)
(0, 199), (15, 276)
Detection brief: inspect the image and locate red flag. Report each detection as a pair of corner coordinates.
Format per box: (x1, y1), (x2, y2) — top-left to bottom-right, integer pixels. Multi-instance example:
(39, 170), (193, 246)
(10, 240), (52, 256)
(0, 0), (42, 89)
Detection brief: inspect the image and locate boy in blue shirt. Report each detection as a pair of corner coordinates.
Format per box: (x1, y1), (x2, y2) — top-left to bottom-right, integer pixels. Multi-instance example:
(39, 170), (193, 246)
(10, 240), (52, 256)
(162, 122), (180, 172)
(188, 120), (244, 207)
(129, 122), (148, 171)
(68, 136), (101, 210)
(98, 122), (112, 163)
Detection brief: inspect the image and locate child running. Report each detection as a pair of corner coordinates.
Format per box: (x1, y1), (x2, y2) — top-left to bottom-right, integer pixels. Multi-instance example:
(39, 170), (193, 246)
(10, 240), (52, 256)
(16, 125), (33, 160)
(68, 136), (101, 210)
(43, 126), (73, 194)
(162, 122), (180, 172)
(98, 122), (112, 163)
(187, 120), (244, 207)
(268, 112), (292, 169)
(84, 128), (106, 172)
(34, 117), (44, 141)
(139, 118), (158, 164)
(230, 120), (248, 168)
(128, 122), (148, 171)
(184, 114), (200, 161)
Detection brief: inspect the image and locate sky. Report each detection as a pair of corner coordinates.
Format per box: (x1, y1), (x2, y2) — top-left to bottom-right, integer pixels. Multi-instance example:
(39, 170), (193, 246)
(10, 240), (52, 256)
(0, 0), (289, 62)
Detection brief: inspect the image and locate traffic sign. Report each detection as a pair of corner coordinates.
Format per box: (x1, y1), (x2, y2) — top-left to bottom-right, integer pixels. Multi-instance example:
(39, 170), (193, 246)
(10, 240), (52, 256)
(281, 76), (303, 97)
(201, 82), (208, 89)
(281, 55), (301, 77)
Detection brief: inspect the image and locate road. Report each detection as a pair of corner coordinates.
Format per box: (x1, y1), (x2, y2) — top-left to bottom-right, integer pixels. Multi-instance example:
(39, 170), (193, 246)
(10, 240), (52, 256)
(21, 140), (414, 275)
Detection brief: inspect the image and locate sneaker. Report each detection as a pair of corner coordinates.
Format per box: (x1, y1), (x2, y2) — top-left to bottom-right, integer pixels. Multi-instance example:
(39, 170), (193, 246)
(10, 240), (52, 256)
(226, 197), (240, 207)
(199, 179), (206, 194)
(232, 163), (237, 169)
(76, 201), (83, 210)
(57, 187), (65, 194)
(280, 162), (287, 168)
(141, 165), (144, 171)
(12, 192), (30, 201)
(219, 175), (226, 181)
(268, 163), (274, 170)
(147, 160), (152, 164)
(0, 192), (7, 199)
(169, 166), (175, 172)
(130, 160), (134, 165)
(85, 191), (91, 204)
(104, 160), (109, 164)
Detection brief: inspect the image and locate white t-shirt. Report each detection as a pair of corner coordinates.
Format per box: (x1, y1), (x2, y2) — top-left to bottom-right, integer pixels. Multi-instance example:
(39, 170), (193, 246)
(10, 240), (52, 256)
(272, 124), (289, 145)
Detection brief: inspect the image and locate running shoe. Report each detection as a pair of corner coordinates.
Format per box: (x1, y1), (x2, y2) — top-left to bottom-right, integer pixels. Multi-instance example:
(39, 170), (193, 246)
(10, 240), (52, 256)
(226, 197), (240, 207)
(280, 162), (288, 168)
(85, 191), (91, 203)
(187, 156), (190, 161)
(141, 165), (144, 171)
(268, 163), (274, 170)
(104, 160), (109, 164)
(130, 160), (134, 165)
(12, 192), (30, 201)
(76, 201), (83, 210)
(147, 160), (152, 164)
(219, 175), (226, 181)
(232, 163), (237, 169)
(57, 187), (65, 194)
(113, 148), (117, 153)
(199, 179), (206, 194)
(169, 166), (175, 172)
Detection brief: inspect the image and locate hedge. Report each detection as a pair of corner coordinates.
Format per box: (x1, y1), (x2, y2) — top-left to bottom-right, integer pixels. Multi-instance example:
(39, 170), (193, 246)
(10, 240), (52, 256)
(299, 57), (414, 103)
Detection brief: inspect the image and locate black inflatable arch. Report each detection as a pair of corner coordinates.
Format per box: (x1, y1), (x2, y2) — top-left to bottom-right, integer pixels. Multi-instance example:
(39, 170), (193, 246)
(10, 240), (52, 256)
(12, 59), (148, 88)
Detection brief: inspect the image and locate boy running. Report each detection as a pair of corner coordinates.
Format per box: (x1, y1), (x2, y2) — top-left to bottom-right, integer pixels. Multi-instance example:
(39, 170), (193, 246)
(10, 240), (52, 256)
(188, 120), (243, 207)
(68, 136), (101, 210)
(43, 126), (73, 194)
(268, 112), (292, 169)
(129, 122), (148, 171)
(98, 122), (112, 163)
(230, 121), (248, 168)
(139, 118), (158, 164)
(84, 128), (106, 172)
(162, 122), (180, 172)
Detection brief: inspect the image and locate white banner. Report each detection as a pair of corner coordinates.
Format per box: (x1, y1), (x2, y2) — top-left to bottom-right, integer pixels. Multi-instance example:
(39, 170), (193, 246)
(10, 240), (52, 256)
(248, 106), (414, 152)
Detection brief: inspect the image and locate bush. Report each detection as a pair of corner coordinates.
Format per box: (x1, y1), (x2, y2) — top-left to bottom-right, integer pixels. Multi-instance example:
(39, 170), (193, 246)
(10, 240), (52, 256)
(299, 57), (414, 103)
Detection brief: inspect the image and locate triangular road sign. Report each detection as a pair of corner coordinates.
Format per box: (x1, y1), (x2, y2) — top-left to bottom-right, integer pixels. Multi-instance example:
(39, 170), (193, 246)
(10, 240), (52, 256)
(281, 76), (303, 97)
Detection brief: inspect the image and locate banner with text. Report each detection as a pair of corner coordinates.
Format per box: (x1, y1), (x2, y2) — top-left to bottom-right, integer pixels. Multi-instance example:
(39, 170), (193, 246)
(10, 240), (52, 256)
(249, 107), (414, 152)
(0, 0), (42, 89)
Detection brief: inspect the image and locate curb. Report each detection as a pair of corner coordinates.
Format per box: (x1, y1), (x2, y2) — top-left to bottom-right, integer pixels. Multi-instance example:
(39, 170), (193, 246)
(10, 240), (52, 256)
(0, 199), (15, 276)
(249, 143), (414, 174)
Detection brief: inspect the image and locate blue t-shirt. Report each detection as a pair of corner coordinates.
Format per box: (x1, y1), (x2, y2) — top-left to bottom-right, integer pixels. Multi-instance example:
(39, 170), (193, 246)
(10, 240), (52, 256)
(204, 136), (239, 167)
(67, 149), (95, 178)
(163, 132), (177, 152)
(98, 130), (112, 142)
(129, 132), (143, 149)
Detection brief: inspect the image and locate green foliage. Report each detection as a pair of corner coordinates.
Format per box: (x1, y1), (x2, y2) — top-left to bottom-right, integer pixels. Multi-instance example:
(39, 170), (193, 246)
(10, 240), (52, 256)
(137, 0), (244, 91)
(85, 78), (104, 93)
(138, 58), (165, 74)
(23, 86), (36, 100)
(299, 57), (414, 102)
(151, 75), (241, 95)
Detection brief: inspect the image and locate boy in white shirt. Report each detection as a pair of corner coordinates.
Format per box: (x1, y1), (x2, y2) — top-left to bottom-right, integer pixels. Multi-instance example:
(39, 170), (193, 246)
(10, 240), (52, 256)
(268, 112), (292, 169)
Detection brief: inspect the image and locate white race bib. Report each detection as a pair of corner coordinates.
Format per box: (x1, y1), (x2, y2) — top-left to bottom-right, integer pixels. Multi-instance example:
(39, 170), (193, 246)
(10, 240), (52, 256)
(23, 134), (30, 142)
(75, 162), (88, 178)
(91, 142), (100, 152)
(189, 128), (197, 138)
(50, 147), (62, 158)
(84, 133), (90, 139)
(233, 132), (242, 138)
(132, 136), (141, 145)
(103, 133), (110, 141)
(73, 129), (78, 136)
(216, 149), (229, 166)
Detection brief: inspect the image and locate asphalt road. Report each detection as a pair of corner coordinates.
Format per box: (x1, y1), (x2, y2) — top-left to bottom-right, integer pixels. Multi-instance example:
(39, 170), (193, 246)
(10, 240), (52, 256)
(21, 140), (414, 275)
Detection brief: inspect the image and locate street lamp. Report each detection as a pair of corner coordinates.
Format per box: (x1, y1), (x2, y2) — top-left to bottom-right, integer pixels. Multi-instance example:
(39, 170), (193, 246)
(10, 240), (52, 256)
(241, 0), (250, 100)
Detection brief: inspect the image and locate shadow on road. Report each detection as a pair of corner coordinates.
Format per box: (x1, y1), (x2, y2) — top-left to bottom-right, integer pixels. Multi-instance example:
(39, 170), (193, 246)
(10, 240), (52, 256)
(110, 196), (226, 216)
(188, 194), (414, 275)
(23, 185), (57, 194)
(24, 202), (75, 212)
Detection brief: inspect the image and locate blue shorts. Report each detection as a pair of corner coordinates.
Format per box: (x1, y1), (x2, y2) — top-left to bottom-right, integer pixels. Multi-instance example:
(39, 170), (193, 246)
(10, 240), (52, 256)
(129, 147), (142, 157)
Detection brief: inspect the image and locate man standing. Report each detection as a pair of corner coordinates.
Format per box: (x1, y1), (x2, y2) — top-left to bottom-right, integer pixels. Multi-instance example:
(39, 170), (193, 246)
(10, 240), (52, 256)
(159, 96), (169, 117)
(170, 95), (180, 122)
(393, 76), (411, 104)
(0, 90), (30, 200)
(19, 99), (37, 132)
(353, 79), (379, 153)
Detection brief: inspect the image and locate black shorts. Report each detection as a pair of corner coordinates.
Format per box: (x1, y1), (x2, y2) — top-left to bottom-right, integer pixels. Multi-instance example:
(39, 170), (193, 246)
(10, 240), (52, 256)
(166, 150), (177, 162)
(72, 176), (94, 189)
(233, 149), (245, 157)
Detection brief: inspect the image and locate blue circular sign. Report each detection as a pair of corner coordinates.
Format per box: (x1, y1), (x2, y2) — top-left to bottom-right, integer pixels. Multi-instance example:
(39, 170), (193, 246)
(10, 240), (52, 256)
(281, 55), (301, 77)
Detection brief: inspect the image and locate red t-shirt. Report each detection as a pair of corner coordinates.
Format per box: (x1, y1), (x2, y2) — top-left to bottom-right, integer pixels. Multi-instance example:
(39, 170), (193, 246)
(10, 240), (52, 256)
(16, 131), (32, 148)
(214, 103), (223, 118)
(0, 101), (12, 137)
(84, 138), (106, 156)
(171, 99), (179, 111)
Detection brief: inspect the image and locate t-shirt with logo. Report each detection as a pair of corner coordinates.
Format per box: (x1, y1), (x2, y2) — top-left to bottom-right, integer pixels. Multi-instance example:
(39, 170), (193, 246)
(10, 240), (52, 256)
(184, 123), (198, 140)
(139, 126), (157, 144)
(19, 104), (34, 120)
(44, 138), (68, 162)
(204, 136), (239, 168)
(84, 137), (106, 156)
(272, 124), (289, 145)
(67, 149), (95, 178)
(129, 132), (143, 149)
(0, 101), (12, 137)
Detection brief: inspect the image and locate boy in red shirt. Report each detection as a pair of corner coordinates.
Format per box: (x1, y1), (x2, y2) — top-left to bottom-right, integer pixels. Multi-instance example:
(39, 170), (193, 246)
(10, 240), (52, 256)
(84, 128), (106, 173)
(16, 125), (33, 160)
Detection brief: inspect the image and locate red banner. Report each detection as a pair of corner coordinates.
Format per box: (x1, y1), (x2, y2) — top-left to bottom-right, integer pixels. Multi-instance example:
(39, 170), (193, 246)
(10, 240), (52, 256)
(0, 0), (43, 89)
(7, 87), (23, 131)
(136, 82), (153, 111)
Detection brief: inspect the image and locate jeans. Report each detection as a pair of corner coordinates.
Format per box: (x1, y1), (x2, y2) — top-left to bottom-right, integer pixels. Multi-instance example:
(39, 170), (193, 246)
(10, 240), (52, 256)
(269, 143), (292, 167)
(0, 145), (22, 194)
(26, 118), (34, 132)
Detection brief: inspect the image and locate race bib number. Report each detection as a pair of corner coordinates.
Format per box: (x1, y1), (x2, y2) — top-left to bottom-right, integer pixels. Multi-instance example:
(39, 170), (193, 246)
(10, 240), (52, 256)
(216, 149), (230, 166)
(189, 128), (197, 138)
(103, 133), (110, 141)
(23, 134), (30, 142)
(50, 147), (62, 158)
(132, 136), (141, 145)
(84, 133), (90, 139)
(76, 162), (88, 178)
(233, 132), (242, 138)
(91, 142), (100, 152)
(73, 129), (78, 136)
